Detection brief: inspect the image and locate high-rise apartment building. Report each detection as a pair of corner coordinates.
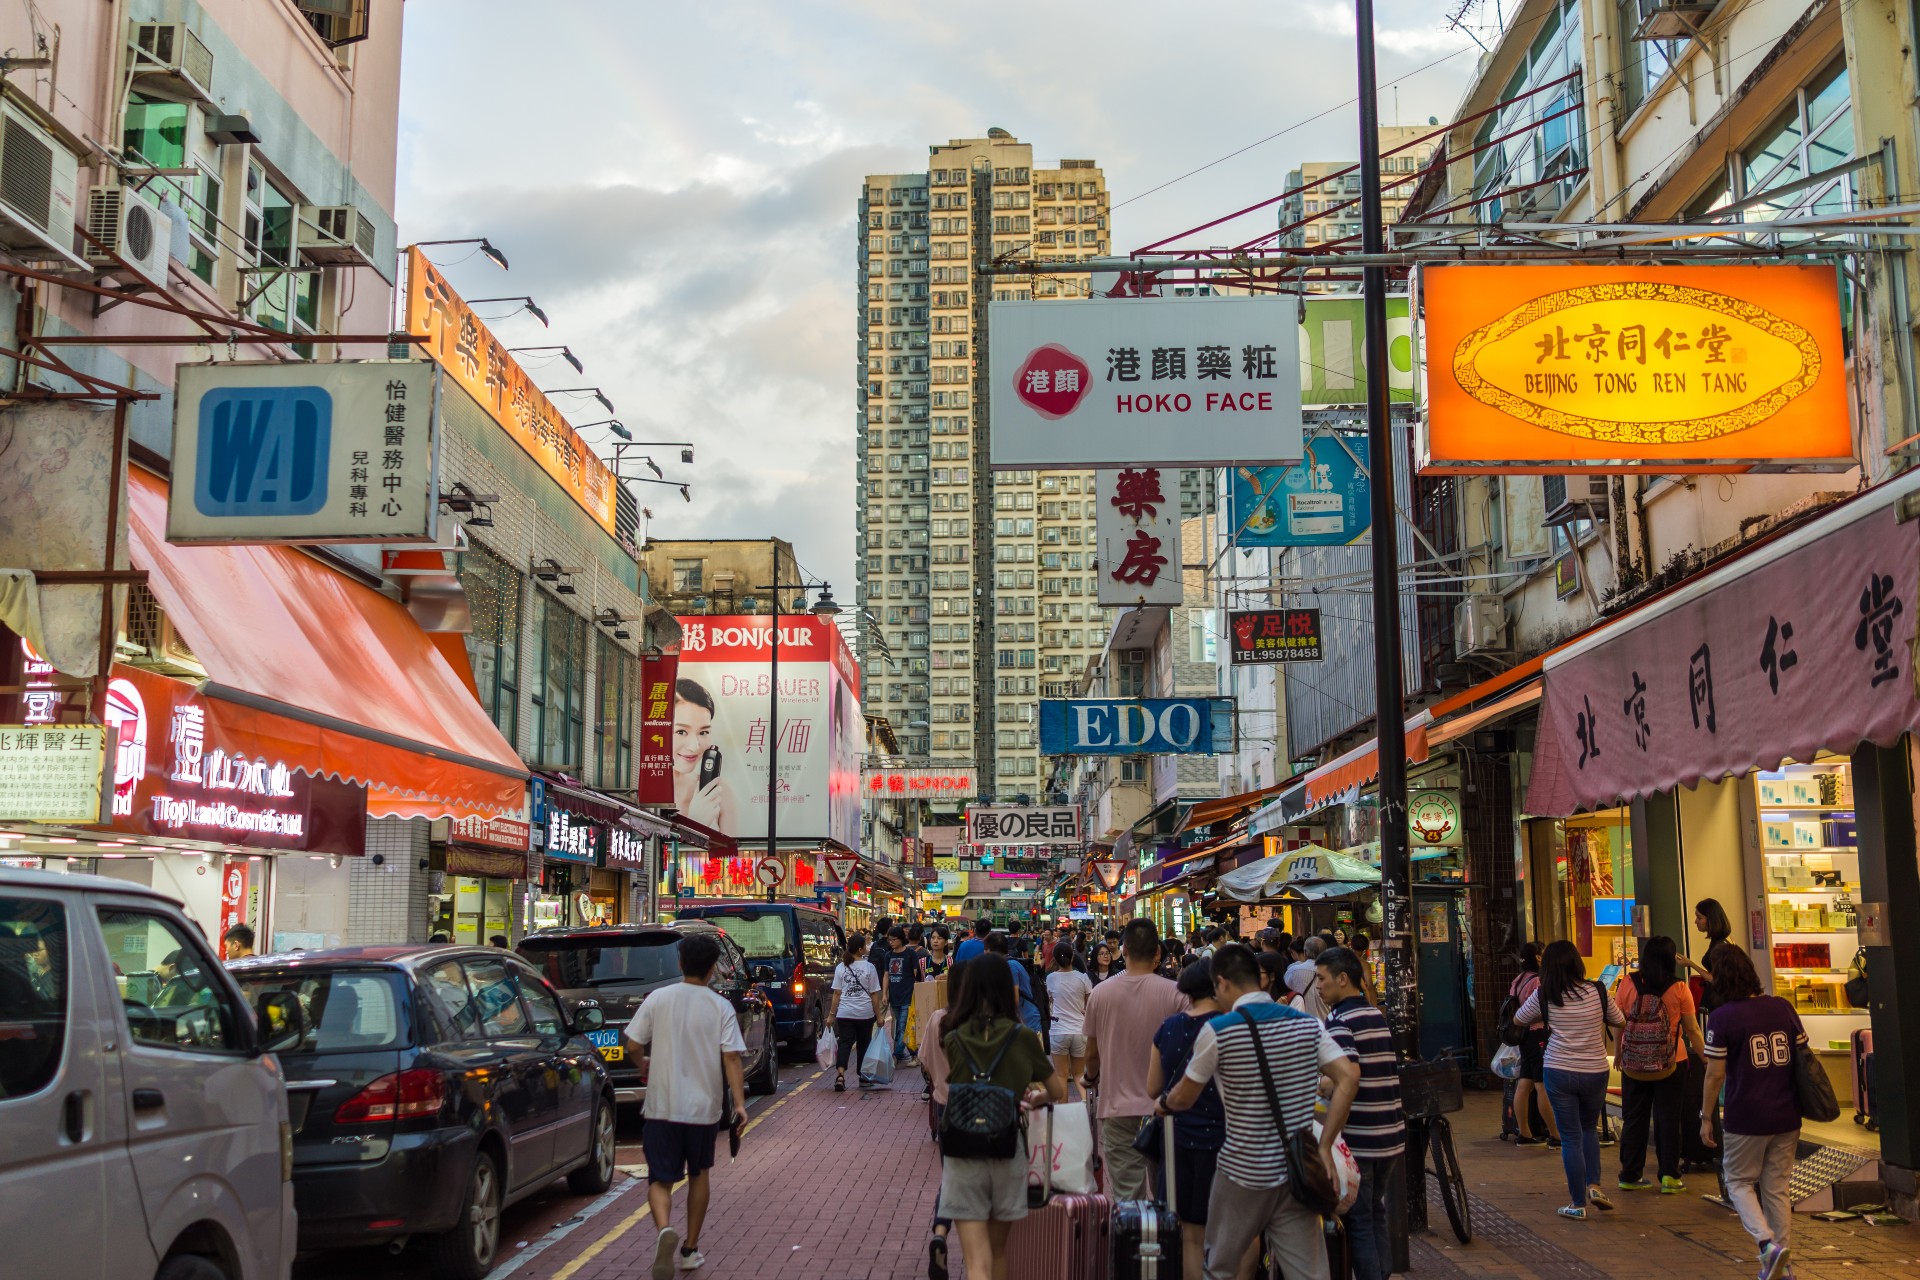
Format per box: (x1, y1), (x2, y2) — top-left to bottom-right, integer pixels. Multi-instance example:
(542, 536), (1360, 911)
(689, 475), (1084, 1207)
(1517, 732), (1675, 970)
(1278, 125), (1439, 260)
(856, 130), (1111, 799)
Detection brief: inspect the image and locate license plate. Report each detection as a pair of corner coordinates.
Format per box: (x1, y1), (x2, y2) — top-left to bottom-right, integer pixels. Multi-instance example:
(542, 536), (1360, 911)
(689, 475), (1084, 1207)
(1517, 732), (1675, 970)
(588, 1029), (622, 1061)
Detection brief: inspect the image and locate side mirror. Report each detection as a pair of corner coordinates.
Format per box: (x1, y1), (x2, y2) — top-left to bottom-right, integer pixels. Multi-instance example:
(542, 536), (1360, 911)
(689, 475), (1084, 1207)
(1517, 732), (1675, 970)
(573, 1004), (606, 1033)
(255, 991), (305, 1054)
(753, 965), (777, 984)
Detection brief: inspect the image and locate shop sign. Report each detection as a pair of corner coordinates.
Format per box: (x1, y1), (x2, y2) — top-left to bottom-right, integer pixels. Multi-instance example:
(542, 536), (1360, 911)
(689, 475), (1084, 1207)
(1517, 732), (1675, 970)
(18, 639), (67, 725)
(404, 248), (619, 535)
(1096, 467), (1181, 607)
(168, 360), (442, 544)
(965, 804), (1081, 846)
(1037, 698), (1233, 755)
(1227, 610), (1323, 664)
(637, 654), (679, 805)
(543, 806), (603, 865)
(604, 825), (649, 871)
(1419, 265), (1852, 473)
(1407, 790), (1463, 848)
(1230, 435), (1371, 547)
(861, 763), (977, 798)
(988, 296), (1304, 469)
(219, 861), (249, 941)
(101, 667), (366, 857)
(448, 813), (530, 851)
(0, 724), (106, 822)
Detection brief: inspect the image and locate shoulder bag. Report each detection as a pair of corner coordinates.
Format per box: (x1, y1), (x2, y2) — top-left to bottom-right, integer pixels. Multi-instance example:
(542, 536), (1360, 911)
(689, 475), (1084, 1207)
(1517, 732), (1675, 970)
(1240, 1010), (1340, 1215)
(1791, 1034), (1841, 1123)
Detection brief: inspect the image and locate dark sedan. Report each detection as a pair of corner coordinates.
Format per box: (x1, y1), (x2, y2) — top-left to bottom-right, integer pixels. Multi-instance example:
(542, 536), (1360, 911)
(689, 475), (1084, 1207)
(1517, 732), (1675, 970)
(230, 945), (616, 1280)
(516, 920), (778, 1108)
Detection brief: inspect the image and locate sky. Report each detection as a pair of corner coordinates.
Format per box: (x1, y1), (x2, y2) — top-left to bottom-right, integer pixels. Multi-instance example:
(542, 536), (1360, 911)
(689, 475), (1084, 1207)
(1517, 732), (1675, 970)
(394, 0), (1485, 598)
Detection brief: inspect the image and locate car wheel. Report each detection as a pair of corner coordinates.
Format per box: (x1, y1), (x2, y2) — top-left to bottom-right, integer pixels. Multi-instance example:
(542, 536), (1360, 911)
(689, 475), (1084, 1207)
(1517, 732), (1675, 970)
(424, 1149), (502, 1280)
(156, 1255), (227, 1280)
(747, 1033), (779, 1096)
(568, 1096), (617, 1194)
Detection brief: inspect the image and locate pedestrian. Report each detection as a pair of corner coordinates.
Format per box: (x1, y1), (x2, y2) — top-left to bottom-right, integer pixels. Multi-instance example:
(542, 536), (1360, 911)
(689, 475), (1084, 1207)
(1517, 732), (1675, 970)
(427, 932), (451, 943)
(925, 926), (951, 978)
(1508, 942), (1561, 1149)
(1701, 945), (1806, 1280)
(1195, 926), (1220, 959)
(1145, 958), (1258, 1280)
(1332, 926), (1350, 948)
(1156, 943), (1361, 1280)
(1287, 935), (1330, 1018)
(1613, 936), (1704, 1194)
(1513, 939), (1626, 1219)
(622, 931), (748, 1280)
(981, 931), (1043, 1034)
(1678, 897), (1737, 992)
(1257, 928), (1281, 955)
(1317, 946), (1405, 1280)
(828, 931), (884, 1092)
(954, 916), (991, 964)
(1045, 941), (1094, 1098)
(1088, 941), (1119, 985)
(1679, 897), (1738, 1168)
(921, 959), (972, 1280)
(1156, 938), (1183, 980)
(885, 925), (922, 1063)
(1084, 918), (1188, 1201)
(939, 953), (1065, 1280)
(221, 923), (256, 961)
(488, 933), (510, 949)
(1257, 949), (1287, 1001)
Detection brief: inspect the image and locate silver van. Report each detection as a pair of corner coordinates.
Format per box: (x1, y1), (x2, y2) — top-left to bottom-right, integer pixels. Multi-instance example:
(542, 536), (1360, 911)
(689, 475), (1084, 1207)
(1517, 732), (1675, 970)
(0, 867), (300, 1280)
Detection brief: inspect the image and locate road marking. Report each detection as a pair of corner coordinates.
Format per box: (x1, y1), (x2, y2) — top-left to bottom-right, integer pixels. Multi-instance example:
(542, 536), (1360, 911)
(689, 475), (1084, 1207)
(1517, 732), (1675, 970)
(541, 1070), (821, 1280)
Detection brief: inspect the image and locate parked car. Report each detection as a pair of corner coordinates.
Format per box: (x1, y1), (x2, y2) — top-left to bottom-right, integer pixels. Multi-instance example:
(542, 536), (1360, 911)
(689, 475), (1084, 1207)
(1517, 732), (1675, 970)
(0, 868), (302, 1280)
(669, 901), (843, 1057)
(517, 920), (777, 1107)
(228, 944), (616, 1280)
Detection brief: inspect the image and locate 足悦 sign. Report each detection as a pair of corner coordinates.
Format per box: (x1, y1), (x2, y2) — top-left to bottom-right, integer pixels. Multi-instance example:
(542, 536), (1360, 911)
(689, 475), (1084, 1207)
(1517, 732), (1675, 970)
(1230, 435), (1370, 547)
(0, 724), (106, 822)
(1227, 609), (1324, 664)
(1037, 698), (1235, 756)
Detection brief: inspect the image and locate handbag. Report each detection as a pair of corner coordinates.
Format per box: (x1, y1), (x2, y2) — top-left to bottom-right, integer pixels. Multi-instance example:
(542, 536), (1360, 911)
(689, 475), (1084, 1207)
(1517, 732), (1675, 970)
(1791, 1036), (1841, 1123)
(861, 1033), (896, 1086)
(1240, 1010), (1340, 1216)
(1491, 1042), (1523, 1081)
(1844, 949), (1869, 1009)
(814, 1028), (838, 1071)
(939, 1026), (1023, 1159)
(1027, 1100), (1097, 1196)
(1132, 1113), (1164, 1160)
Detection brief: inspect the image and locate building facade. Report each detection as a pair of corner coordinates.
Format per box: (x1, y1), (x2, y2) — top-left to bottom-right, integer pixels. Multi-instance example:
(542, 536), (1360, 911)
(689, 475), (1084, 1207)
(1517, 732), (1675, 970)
(1278, 125), (1439, 260)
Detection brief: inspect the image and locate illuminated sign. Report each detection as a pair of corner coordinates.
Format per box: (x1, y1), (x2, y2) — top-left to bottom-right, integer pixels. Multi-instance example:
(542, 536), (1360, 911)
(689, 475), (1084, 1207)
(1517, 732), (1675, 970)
(0, 724), (106, 822)
(544, 806), (603, 865)
(1227, 609), (1324, 664)
(1037, 699), (1234, 755)
(605, 824), (649, 871)
(861, 764), (978, 798)
(1420, 265), (1852, 473)
(19, 639), (65, 725)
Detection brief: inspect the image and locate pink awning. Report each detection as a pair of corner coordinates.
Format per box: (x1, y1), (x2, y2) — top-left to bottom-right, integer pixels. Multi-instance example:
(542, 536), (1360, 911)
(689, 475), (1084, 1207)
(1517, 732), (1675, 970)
(1525, 474), (1920, 816)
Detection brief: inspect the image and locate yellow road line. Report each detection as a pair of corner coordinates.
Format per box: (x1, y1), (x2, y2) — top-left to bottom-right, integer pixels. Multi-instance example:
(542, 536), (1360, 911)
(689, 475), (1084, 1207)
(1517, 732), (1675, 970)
(549, 1070), (821, 1280)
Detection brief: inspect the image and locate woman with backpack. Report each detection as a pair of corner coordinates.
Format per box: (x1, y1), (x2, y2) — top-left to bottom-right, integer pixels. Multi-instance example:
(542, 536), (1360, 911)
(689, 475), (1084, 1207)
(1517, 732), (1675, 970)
(1506, 942), (1560, 1148)
(1612, 937), (1705, 1194)
(939, 952), (1065, 1280)
(921, 959), (972, 1280)
(1512, 940), (1626, 1220)
(828, 932), (885, 1092)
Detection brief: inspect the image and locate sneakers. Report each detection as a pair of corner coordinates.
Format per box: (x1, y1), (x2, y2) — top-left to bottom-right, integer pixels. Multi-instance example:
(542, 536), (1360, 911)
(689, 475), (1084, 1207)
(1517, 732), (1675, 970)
(1617, 1178), (1654, 1191)
(1588, 1186), (1615, 1211)
(676, 1247), (705, 1272)
(1758, 1241), (1791, 1280)
(929, 1231), (950, 1280)
(1547, 1137), (1563, 1150)
(1514, 1135), (1546, 1147)
(1660, 1176), (1687, 1195)
(651, 1228), (680, 1280)
(1558, 1204), (1588, 1220)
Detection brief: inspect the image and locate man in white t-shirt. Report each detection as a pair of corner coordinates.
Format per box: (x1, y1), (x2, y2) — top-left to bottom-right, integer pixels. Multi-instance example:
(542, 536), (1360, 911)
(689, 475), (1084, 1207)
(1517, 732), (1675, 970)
(625, 931), (749, 1280)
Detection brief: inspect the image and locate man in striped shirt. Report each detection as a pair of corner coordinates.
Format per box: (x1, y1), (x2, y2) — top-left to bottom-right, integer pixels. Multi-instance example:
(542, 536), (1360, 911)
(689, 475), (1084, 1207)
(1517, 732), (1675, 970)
(1157, 944), (1360, 1280)
(1318, 946), (1406, 1280)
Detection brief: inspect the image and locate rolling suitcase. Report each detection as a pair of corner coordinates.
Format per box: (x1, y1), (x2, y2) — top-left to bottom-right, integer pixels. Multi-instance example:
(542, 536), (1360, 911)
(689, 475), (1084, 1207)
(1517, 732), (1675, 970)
(1112, 1117), (1182, 1280)
(1852, 1028), (1877, 1131)
(1009, 1109), (1111, 1280)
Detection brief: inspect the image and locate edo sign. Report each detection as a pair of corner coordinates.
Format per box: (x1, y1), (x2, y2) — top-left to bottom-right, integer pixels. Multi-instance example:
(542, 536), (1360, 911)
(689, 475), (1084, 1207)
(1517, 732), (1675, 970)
(1420, 265), (1851, 473)
(989, 296), (1304, 469)
(1037, 698), (1235, 756)
(1230, 435), (1370, 547)
(1096, 467), (1181, 606)
(966, 805), (1081, 846)
(169, 361), (441, 544)
(1227, 609), (1323, 664)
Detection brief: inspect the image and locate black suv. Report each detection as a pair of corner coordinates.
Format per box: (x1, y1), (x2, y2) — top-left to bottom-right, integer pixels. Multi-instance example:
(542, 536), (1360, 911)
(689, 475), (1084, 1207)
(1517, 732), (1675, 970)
(517, 920), (778, 1108)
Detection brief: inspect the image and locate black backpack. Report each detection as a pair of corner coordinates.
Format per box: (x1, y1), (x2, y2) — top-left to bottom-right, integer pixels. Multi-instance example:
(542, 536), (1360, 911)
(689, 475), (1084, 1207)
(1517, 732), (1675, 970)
(940, 1026), (1023, 1159)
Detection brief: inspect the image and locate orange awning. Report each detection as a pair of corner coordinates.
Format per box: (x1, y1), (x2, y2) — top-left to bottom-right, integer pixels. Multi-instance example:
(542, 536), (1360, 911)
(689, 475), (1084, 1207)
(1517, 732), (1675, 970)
(1302, 715), (1431, 810)
(1180, 781), (1286, 832)
(127, 467), (525, 819)
(1427, 679), (1543, 748)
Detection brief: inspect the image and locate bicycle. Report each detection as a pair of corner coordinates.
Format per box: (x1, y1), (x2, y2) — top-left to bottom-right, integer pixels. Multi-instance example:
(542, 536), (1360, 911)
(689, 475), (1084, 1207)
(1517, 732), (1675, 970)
(1400, 1052), (1473, 1245)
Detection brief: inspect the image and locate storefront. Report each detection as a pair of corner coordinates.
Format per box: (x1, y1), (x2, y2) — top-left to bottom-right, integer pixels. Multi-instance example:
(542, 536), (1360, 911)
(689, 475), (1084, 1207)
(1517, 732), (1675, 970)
(436, 817), (532, 946)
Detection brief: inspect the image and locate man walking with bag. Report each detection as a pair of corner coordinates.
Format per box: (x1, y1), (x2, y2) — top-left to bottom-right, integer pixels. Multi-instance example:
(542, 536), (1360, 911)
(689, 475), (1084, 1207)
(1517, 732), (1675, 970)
(1157, 943), (1360, 1280)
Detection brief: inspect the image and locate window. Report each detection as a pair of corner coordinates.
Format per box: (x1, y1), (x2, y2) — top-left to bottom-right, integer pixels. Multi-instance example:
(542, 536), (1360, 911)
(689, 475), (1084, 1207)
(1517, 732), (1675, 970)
(533, 593), (589, 770)
(1614, 0), (1676, 118)
(231, 970), (404, 1052)
(122, 94), (219, 283)
(97, 908), (239, 1053)
(0, 895), (66, 1098)
(421, 959), (483, 1039)
(458, 541), (522, 747)
(595, 635), (637, 791)
(246, 166), (322, 346)
(513, 967), (567, 1038)
(464, 957), (532, 1038)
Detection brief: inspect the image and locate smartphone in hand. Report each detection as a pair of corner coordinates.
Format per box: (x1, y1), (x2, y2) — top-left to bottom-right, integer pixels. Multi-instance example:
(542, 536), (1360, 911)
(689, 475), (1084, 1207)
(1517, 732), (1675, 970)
(699, 747), (723, 789)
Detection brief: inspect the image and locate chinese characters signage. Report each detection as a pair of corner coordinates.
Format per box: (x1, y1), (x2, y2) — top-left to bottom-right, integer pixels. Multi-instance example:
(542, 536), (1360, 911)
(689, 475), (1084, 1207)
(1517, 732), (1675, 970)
(1230, 435), (1370, 547)
(0, 725), (105, 822)
(965, 804), (1082, 847)
(447, 813), (530, 851)
(543, 805), (604, 865)
(1420, 266), (1852, 473)
(404, 247), (619, 535)
(1408, 789), (1462, 848)
(1227, 609), (1323, 665)
(637, 654), (679, 805)
(1037, 698), (1234, 756)
(168, 361), (442, 544)
(605, 824), (650, 872)
(1524, 477), (1920, 816)
(861, 764), (978, 798)
(1096, 467), (1182, 607)
(989, 296), (1304, 469)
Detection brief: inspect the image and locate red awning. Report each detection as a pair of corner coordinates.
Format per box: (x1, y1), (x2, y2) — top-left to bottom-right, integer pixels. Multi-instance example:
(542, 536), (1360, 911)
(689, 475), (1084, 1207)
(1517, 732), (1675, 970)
(1302, 714), (1432, 810)
(126, 467), (525, 818)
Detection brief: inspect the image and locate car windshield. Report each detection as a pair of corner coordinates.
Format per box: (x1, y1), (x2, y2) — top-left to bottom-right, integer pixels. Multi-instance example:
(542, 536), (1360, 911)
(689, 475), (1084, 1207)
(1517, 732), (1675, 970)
(232, 969), (408, 1053)
(697, 911), (792, 959)
(519, 936), (683, 989)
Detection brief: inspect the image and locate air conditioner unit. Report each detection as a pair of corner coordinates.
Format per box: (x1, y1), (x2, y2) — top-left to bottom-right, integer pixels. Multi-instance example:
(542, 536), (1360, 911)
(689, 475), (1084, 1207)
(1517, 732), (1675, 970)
(1454, 594), (1509, 658)
(1542, 474), (1610, 525)
(129, 22), (215, 105)
(0, 101), (82, 267)
(1632, 0), (1719, 40)
(1506, 184), (1565, 221)
(122, 609), (205, 679)
(82, 186), (169, 283)
(296, 204), (378, 268)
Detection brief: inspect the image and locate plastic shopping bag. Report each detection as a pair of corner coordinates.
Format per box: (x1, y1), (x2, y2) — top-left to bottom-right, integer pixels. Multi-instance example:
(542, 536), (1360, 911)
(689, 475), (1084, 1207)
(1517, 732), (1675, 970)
(1312, 1120), (1362, 1216)
(815, 1028), (838, 1071)
(861, 1033), (896, 1085)
(1491, 1042), (1523, 1081)
(1025, 1102), (1097, 1196)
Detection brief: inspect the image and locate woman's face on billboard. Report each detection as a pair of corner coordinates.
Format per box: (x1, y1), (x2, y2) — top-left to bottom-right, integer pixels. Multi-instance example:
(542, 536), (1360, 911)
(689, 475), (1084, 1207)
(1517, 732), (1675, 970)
(673, 696), (712, 774)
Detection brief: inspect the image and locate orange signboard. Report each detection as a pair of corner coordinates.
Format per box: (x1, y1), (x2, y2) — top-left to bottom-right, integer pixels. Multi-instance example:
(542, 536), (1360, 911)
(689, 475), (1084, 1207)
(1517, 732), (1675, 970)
(1419, 265), (1853, 473)
(404, 247), (618, 533)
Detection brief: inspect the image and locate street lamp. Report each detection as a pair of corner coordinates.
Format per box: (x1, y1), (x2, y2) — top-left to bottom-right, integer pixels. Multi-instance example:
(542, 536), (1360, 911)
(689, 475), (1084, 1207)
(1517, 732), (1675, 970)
(471, 296), (548, 326)
(414, 237), (510, 271)
(547, 387), (617, 414)
(510, 345), (584, 374)
(755, 551), (839, 901)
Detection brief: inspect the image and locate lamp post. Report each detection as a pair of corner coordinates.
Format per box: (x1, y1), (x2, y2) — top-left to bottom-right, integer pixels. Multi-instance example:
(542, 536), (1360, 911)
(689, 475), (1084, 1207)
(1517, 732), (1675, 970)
(755, 544), (839, 902)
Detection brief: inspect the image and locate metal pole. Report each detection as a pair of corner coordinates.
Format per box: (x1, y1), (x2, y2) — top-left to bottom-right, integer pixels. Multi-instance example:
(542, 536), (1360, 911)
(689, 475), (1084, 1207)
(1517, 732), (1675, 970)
(767, 541), (780, 901)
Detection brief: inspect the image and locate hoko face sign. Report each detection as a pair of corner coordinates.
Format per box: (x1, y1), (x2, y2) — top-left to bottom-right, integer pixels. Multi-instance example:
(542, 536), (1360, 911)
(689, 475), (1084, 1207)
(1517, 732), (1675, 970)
(1038, 698), (1235, 756)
